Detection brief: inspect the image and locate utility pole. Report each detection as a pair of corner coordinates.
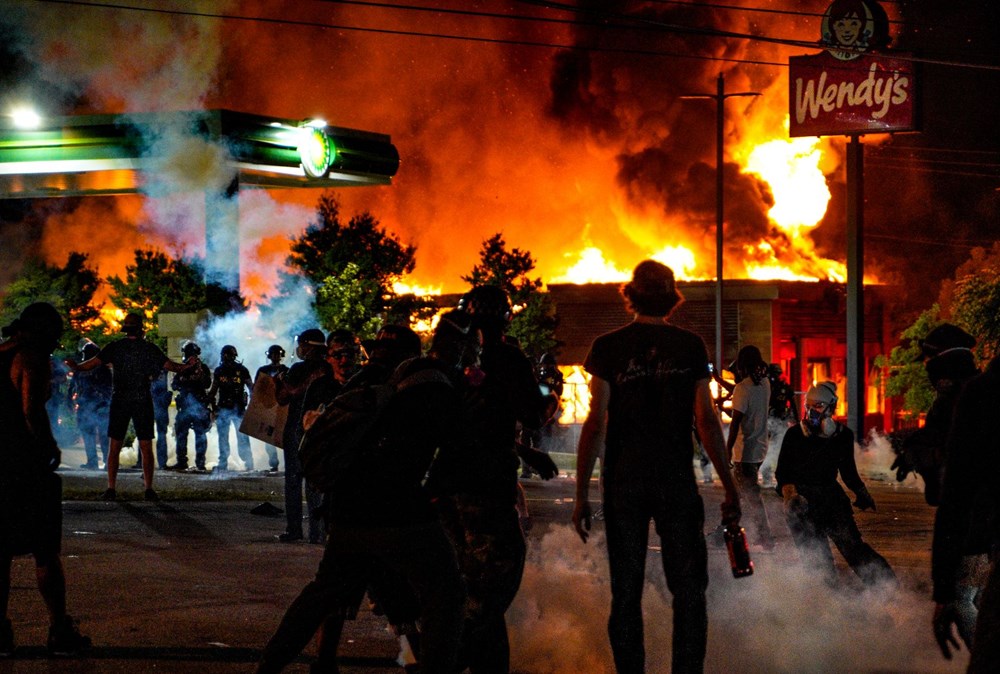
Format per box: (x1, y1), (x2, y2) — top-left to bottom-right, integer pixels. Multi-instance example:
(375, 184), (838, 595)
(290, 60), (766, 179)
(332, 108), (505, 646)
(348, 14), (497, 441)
(681, 74), (760, 371)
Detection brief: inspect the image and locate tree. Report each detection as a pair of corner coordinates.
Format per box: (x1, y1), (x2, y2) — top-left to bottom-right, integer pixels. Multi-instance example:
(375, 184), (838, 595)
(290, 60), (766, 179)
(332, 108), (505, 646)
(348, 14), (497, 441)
(0, 252), (104, 355)
(876, 244), (1000, 418)
(462, 233), (558, 360)
(286, 192), (419, 338)
(106, 249), (245, 348)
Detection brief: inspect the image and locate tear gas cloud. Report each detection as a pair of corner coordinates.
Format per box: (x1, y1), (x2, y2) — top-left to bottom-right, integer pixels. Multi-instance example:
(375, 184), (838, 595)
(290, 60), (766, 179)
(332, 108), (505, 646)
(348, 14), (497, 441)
(511, 509), (964, 673)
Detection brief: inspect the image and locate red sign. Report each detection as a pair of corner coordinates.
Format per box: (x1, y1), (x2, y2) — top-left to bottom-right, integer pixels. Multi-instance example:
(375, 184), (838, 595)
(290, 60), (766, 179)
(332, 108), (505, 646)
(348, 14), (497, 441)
(788, 51), (917, 137)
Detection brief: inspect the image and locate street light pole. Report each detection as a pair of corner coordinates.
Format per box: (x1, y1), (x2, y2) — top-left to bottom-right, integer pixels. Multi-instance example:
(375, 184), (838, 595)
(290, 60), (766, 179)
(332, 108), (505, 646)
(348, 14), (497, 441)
(681, 73), (760, 371)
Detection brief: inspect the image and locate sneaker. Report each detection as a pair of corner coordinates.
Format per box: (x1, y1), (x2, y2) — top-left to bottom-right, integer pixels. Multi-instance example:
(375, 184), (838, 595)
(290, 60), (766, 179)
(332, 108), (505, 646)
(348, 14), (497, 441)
(47, 615), (91, 656)
(79, 463), (99, 470)
(144, 488), (159, 502)
(166, 463), (188, 471)
(100, 488), (117, 501)
(0, 618), (14, 658)
(277, 532), (303, 543)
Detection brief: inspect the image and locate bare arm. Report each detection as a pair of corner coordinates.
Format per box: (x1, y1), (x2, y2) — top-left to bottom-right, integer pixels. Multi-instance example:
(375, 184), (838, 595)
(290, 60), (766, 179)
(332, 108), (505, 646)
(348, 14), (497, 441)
(13, 350), (60, 466)
(725, 409), (743, 463)
(573, 376), (609, 543)
(163, 357), (193, 374)
(694, 379), (741, 523)
(65, 356), (102, 372)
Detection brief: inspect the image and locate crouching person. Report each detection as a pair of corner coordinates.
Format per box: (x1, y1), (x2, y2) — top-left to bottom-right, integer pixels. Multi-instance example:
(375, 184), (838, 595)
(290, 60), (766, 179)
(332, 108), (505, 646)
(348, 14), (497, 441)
(256, 313), (479, 674)
(776, 381), (895, 587)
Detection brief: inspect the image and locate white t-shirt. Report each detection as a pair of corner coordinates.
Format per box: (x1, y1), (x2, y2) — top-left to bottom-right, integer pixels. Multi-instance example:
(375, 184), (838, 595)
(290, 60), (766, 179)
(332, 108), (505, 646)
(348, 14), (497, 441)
(731, 377), (771, 463)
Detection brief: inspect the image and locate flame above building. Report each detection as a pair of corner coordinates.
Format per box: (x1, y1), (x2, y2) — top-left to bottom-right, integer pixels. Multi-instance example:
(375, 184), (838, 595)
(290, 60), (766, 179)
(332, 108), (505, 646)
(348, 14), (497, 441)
(0, 1), (899, 304)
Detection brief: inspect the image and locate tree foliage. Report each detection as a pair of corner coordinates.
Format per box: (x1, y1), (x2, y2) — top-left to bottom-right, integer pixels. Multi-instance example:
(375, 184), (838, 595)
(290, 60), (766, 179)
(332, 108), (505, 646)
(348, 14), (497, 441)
(286, 193), (419, 336)
(462, 233), (558, 360)
(877, 245), (1000, 418)
(0, 252), (104, 355)
(106, 249), (245, 347)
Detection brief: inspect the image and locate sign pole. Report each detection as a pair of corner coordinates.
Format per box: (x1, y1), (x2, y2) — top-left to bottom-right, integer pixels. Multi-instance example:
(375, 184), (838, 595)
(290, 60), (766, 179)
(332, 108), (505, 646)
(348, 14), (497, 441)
(846, 135), (865, 436)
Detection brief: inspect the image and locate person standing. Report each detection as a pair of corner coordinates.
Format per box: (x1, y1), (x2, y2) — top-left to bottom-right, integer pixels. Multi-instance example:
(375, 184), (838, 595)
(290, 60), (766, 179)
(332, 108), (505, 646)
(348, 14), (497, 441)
(68, 341), (112, 470)
(65, 312), (190, 501)
(208, 345), (254, 472)
(274, 329), (332, 543)
(254, 344), (288, 472)
(1, 303), (91, 656)
(775, 381), (894, 587)
(759, 363), (798, 488)
(150, 370), (172, 470)
(931, 354), (1000, 672)
(170, 341), (212, 472)
(725, 345), (775, 550)
(572, 260), (741, 674)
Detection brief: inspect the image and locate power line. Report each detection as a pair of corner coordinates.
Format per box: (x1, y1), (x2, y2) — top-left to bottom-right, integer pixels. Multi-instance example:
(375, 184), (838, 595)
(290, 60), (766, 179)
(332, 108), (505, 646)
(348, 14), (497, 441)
(32, 0), (1000, 73)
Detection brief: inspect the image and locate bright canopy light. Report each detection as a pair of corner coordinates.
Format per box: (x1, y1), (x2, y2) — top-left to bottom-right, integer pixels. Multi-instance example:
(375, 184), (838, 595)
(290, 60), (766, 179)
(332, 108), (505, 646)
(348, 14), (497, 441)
(298, 127), (334, 178)
(10, 106), (42, 129)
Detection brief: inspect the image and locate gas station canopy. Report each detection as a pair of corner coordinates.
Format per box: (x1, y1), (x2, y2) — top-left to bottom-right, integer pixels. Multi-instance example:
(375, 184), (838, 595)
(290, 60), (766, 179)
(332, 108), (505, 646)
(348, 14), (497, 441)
(0, 109), (400, 198)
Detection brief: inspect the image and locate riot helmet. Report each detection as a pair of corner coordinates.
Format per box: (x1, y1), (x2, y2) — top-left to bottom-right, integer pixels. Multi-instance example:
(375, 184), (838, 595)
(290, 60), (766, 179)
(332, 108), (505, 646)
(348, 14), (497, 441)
(266, 344), (286, 360)
(221, 344), (238, 362)
(81, 341), (100, 360)
(458, 285), (512, 342)
(181, 340), (202, 358)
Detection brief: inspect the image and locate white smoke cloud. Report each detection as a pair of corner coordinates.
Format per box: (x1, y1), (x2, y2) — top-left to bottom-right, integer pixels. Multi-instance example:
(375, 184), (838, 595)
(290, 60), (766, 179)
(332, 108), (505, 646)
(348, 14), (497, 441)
(511, 519), (965, 673)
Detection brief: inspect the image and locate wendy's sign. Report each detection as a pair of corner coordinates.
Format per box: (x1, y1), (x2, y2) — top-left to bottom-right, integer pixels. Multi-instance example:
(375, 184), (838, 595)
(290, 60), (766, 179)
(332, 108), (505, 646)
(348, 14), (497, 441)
(788, 0), (917, 137)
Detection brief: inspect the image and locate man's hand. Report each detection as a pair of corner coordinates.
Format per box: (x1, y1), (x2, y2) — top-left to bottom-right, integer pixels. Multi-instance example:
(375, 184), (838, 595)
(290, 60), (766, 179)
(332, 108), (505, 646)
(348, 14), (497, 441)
(720, 494), (741, 526)
(518, 445), (559, 480)
(853, 488), (877, 512)
(933, 603), (961, 660)
(572, 500), (592, 543)
(783, 493), (808, 516)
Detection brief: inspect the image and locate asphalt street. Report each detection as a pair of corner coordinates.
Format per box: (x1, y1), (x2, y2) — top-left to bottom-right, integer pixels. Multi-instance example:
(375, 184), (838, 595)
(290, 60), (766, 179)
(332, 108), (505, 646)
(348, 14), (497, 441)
(0, 447), (972, 674)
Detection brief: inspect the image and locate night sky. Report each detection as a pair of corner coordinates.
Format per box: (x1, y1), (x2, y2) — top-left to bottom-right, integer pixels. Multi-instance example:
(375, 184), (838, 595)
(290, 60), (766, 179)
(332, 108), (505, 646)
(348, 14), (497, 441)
(0, 0), (997, 314)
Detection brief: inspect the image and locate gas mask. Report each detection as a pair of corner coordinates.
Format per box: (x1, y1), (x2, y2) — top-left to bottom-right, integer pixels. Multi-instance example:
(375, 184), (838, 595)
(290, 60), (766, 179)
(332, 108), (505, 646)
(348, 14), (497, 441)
(801, 381), (838, 437)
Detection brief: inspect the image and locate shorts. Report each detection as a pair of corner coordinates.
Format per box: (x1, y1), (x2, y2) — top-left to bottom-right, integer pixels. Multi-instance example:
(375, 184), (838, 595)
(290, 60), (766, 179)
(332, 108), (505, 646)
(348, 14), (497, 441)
(108, 396), (155, 441)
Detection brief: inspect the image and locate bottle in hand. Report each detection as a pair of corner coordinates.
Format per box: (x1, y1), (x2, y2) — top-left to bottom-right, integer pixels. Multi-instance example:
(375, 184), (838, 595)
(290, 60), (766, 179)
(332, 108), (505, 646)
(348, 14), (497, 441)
(723, 523), (754, 578)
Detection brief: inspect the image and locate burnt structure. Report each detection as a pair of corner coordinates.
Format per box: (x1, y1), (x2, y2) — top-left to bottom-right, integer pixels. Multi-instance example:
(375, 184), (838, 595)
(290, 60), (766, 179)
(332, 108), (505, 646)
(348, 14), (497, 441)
(549, 280), (894, 435)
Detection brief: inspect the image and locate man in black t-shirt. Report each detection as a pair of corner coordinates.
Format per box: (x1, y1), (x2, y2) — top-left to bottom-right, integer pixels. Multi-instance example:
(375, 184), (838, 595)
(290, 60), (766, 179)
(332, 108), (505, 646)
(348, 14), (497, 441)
(65, 313), (191, 501)
(573, 260), (740, 674)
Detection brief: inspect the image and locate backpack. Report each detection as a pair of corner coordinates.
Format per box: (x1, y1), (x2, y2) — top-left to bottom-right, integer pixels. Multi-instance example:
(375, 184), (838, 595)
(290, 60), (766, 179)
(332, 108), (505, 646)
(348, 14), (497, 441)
(297, 363), (452, 492)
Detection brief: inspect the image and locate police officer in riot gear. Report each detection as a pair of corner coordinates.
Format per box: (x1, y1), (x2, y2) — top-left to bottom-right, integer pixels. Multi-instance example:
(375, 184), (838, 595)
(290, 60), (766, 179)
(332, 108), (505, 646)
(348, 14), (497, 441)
(170, 341), (212, 472)
(254, 345), (288, 472)
(208, 345), (254, 472)
(68, 341), (112, 470)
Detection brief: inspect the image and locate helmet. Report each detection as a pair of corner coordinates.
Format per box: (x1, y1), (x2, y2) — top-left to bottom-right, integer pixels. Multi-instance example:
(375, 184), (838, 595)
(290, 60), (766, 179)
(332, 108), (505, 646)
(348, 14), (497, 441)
(803, 381), (838, 437)
(767, 363), (783, 378)
(181, 340), (201, 358)
(221, 344), (238, 361)
(81, 342), (100, 360)
(121, 312), (144, 336)
(266, 344), (285, 359)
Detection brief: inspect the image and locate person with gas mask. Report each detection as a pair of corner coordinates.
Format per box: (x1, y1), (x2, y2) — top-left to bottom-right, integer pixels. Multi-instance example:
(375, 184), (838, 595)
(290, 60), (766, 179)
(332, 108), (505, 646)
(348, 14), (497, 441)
(775, 381), (895, 586)
(65, 312), (192, 501)
(254, 345), (288, 472)
(170, 341), (213, 473)
(428, 284), (558, 674)
(68, 340), (112, 470)
(208, 345), (254, 472)
(1, 303), (91, 656)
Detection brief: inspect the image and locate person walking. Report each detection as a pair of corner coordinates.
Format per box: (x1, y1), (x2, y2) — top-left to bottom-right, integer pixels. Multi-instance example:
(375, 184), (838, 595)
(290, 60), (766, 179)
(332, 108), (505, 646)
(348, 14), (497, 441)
(1, 303), (91, 656)
(65, 312), (191, 501)
(776, 381), (894, 587)
(725, 345), (775, 550)
(208, 345), (254, 472)
(573, 260), (741, 674)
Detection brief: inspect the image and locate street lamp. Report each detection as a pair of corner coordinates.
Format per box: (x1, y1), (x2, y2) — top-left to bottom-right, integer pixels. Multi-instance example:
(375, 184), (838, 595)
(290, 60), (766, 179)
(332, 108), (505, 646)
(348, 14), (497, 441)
(681, 74), (760, 371)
